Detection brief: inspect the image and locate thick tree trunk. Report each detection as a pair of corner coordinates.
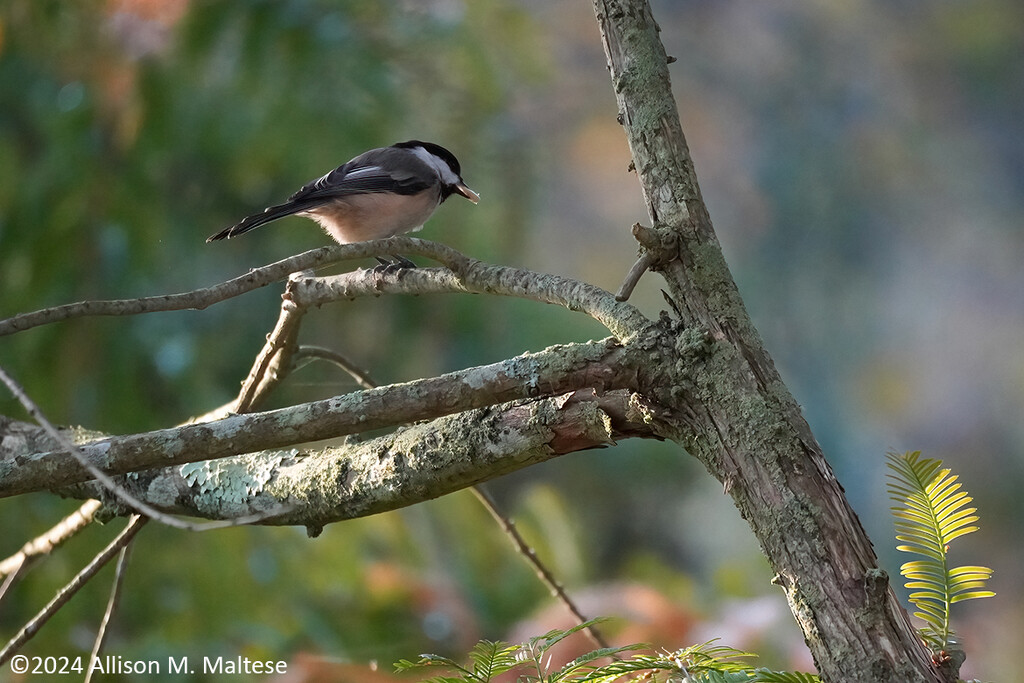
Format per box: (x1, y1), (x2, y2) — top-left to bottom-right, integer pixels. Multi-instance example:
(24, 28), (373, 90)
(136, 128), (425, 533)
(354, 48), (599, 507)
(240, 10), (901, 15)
(592, 1), (945, 681)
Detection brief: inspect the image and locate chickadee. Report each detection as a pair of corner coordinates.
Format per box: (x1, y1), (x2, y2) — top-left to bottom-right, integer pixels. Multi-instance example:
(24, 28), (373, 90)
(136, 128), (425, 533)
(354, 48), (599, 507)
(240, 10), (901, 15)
(206, 141), (479, 251)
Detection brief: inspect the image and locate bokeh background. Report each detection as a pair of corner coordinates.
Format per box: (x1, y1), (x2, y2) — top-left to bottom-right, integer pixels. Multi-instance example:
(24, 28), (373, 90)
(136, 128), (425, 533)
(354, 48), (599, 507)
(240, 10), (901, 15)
(1, 1), (1021, 680)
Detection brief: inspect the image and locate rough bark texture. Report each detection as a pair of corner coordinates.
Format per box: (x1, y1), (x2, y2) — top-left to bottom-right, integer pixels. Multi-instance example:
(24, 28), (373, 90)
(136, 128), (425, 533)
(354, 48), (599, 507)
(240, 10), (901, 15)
(60, 390), (653, 533)
(593, 1), (943, 681)
(0, 339), (636, 498)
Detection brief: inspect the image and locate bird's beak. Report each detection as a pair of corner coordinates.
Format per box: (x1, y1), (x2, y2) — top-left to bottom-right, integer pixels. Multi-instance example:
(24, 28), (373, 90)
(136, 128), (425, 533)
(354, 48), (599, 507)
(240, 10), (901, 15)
(454, 183), (480, 204)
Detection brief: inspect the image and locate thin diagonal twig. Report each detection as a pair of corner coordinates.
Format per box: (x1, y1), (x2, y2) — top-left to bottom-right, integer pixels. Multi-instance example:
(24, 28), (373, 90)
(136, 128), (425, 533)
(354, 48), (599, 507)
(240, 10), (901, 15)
(84, 537), (134, 683)
(0, 515), (148, 667)
(294, 346), (377, 390)
(0, 558), (25, 605)
(0, 364), (290, 529)
(0, 500), (102, 581)
(233, 274), (309, 413)
(470, 486), (613, 653)
(616, 250), (658, 301)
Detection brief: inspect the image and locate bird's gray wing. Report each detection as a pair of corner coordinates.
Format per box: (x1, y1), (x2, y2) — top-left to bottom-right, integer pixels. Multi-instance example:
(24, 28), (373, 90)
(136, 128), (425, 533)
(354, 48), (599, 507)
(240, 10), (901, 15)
(287, 147), (434, 203)
(207, 148), (434, 242)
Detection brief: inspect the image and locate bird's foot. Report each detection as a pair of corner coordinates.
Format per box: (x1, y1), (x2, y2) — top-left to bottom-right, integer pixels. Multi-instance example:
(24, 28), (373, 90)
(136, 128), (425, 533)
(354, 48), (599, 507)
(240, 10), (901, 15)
(372, 255), (417, 273)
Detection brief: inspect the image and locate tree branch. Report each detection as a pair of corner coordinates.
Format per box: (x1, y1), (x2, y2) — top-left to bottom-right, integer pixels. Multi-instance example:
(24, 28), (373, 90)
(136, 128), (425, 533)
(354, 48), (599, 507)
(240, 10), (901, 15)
(0, 238), (649, 341)
(1, 340), (639, 499)
(0, 238), (450, 337)
(285, 251), (651, 341)
(232, 271), (310, 414)
(58, 390), (653, 529)
(0, 246), (333, 337)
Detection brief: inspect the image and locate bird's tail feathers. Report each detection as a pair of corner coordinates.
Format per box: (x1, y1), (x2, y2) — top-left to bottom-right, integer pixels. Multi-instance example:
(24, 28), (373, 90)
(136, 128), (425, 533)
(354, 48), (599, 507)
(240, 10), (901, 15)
(206, 202), (307, 242)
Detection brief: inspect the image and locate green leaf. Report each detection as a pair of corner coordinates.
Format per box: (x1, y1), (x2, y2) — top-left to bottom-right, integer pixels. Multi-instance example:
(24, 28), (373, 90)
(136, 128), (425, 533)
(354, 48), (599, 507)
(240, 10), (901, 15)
(950, 591), (997, 603)
(899, 560), (943, 577)
(567, 640), (758, 683)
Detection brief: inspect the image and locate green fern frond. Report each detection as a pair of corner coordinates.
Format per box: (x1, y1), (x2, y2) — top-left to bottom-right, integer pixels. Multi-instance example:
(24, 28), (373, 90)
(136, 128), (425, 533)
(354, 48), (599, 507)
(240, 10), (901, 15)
(886, 451), (995, 650)
(397, 632), (824, 683)
(467, 640), (523, 680)
(532, 618), (614, 653)
(551, 644), (651, 683)
(395, 639), (522, 683)
(567, 639), (753, 683)
(668, 640), (758, 673)
(749, 670), (821, 683)
(693, 672), (760, 683)
(569, 653), (682, 683)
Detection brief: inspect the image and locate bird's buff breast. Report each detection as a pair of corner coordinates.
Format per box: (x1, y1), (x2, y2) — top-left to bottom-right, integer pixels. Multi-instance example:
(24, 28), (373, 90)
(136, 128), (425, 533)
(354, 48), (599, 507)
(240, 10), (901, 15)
(301, 191), (440, 244)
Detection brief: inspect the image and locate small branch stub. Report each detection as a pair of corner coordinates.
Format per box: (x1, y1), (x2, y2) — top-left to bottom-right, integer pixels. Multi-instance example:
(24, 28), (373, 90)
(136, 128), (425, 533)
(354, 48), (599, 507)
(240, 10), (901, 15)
(615, 223), (678, 301)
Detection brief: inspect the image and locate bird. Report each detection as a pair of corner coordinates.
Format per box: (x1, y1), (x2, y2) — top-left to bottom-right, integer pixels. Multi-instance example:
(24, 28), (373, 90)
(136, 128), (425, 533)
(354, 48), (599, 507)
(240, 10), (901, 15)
(206, 141), (479, 262)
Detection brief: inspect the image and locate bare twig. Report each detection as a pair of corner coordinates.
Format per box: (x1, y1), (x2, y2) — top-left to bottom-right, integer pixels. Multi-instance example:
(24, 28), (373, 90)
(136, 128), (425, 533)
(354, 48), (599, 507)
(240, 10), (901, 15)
(84, 537), (134, 683)
(615, 250), (658, 301)
(288, 251), (651, 341)
(0, 514), (149, 667)
(0, 500), (102, 581)
(1, 239), (651, 342)
(0, 559), (24, 605)
(233, 274), (310, 413)
(0, 364), (199, 529)
(471, 486), (613, 652)
(0, 246), (333, 337)
(0, 364), (290, 529)
(284, 350), (604, 643)
(293, 346), (378, 390)
(0, 238), (457, 338)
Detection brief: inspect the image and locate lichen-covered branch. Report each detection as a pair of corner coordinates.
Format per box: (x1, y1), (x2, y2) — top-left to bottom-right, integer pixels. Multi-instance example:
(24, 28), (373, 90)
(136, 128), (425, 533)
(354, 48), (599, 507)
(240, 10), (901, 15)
(1, 339), (639, 498)
(59, 390), (653, 530)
